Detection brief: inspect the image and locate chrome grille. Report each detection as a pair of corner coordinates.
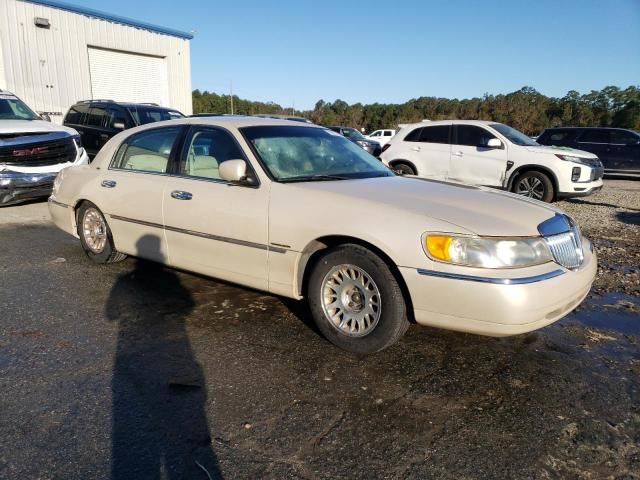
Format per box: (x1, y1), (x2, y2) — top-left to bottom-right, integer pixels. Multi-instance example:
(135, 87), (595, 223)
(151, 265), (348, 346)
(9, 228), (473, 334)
(545, 228), (584, 270)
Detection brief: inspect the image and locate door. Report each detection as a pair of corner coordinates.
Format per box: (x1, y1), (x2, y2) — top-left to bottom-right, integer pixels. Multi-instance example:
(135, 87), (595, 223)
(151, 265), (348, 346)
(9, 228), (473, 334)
(163, 126), (270, 291)
(576, 129), (611, 169)
(83, 105), (110, 157)
(608, 130), (640, 172)
(448, 125), (508, 186)
(88, 47), (169, 106)
(99, 125), (183, 263)
(402, 125), (451, 179)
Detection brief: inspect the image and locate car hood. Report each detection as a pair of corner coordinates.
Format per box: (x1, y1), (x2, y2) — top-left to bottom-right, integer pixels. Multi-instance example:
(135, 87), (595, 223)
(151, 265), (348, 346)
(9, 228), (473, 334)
(524, 144), (598, 159)
(0, 119), (78, 136)
(293, 176), (563, 237)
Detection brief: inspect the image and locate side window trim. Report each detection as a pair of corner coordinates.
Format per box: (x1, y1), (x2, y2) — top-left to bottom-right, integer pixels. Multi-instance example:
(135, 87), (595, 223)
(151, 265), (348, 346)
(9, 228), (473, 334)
(175, 125), (261, 187)
(108, 125), (187, 175)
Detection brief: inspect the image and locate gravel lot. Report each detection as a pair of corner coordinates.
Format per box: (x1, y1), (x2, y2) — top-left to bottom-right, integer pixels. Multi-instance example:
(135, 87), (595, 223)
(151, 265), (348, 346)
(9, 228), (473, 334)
(0, 180), (638, 480)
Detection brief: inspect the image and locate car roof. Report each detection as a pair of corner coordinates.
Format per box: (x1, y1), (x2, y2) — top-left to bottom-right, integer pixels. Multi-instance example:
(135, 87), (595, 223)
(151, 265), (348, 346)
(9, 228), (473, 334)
(133, 116), (324, 129)
(543, 126), (636, 132)
(404, 119), (499, 128)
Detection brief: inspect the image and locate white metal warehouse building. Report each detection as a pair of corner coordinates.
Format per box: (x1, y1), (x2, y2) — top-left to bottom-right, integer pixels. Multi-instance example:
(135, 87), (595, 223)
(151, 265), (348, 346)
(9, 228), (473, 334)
(0, 0), (193, 122)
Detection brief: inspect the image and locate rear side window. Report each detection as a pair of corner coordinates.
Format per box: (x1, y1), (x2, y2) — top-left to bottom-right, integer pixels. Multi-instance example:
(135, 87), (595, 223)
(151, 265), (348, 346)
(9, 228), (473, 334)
(420, 126), (450, 144)
(610, 130), (638, 145)
(403, 128), (422, 142)
(111, 127), (180, 173)
(454, 125), (495, 147)
(547, 131), (573, 143)
(86, 106), (107, 127)
(579, 130), (609, 144)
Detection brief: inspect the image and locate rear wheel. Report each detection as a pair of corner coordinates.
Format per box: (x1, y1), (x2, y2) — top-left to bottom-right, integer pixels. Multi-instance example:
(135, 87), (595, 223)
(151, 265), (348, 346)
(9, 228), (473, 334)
(512, 171), (554, 202)
(77, 202), (126, 264)
(307, 244), (410, 353)
(391, 162), (416, 175)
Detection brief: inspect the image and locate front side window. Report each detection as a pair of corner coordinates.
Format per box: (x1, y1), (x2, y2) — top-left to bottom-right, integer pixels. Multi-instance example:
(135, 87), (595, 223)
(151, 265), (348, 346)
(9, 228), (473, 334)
(454, 125), (496, 147)
(0, 97), (40, 120)
(111, 127), (180, 173)
(578, 130), (609, 144)
(128, 106), (184, 125)
(370, 131), (381, 137)
(341, 128), (366, 140)
(420, 125), (450, 144)
(180, 128), (245, 180)
(106, 108), (128, 129)
(489, 123), (538, 146)
(86, 107), (107, 127)
(610, 130), (638, 145)
(242, 126), (393, 182)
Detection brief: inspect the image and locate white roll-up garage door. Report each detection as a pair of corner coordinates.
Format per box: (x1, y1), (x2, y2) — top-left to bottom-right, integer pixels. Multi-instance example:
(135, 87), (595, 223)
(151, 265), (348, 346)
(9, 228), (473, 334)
(88, 47), (169, 106)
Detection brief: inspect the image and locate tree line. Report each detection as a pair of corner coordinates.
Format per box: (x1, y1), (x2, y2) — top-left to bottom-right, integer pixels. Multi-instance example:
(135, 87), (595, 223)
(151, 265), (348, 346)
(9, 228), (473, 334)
(193, 85), (640, 135)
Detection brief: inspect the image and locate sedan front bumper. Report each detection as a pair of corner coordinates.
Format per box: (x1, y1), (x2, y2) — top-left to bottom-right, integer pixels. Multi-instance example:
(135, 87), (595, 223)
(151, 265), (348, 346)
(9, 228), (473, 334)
(0, 171), (58, 206)
(400, 240), (597, 336)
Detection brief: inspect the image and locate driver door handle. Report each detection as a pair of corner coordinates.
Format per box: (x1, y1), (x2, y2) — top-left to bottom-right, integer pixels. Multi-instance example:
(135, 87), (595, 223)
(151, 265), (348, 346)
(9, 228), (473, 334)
(411, 146), (421, 152)
(453, 151), (464, 157)
(171, 190), (193, 200)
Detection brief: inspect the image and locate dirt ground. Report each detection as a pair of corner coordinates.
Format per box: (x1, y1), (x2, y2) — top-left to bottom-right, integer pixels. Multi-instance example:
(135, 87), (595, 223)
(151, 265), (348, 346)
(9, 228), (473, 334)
(0, 180), (638, 480)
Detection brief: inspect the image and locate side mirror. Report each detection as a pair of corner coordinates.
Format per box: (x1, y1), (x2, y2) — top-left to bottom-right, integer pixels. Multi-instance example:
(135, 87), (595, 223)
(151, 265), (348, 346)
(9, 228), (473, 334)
(113, 121), (125, 130)
(483, 138), (503, 149)
(40, 113), (51, 122)
(219, 159), (248, 183)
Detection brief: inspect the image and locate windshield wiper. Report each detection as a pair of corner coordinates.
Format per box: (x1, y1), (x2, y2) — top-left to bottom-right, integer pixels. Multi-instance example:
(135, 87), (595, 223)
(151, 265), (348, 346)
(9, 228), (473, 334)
(279, 174), (351, 183)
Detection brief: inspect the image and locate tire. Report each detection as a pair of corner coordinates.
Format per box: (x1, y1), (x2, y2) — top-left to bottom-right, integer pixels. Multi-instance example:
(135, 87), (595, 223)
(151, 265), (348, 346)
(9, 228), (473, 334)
(512, 171), (555, 203)
(77, 202), (127, 264)
(307, 244), (410, 353)
(391, 162), (416, 176)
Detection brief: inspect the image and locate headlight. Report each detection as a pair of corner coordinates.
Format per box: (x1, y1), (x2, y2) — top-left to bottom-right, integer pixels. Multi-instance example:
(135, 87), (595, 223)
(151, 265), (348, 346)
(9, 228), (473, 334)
(424, 234), (553, 268)
(555, 154), (598, 167)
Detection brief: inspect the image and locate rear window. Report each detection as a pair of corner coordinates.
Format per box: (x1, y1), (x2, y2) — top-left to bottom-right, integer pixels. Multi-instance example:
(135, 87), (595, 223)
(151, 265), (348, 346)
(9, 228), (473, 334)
(64, 105), (88, 124)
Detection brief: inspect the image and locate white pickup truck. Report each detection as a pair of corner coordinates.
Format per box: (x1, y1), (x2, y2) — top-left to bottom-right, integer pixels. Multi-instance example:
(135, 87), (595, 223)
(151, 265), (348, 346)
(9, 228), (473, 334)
(0, 90), (89, 206)
(366, 129), (396, 146)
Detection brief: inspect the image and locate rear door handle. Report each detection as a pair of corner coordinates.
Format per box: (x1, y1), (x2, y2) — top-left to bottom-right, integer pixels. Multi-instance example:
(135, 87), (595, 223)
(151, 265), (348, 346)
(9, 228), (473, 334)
(101, 180), (116, 188)
(453, 151), (464, 157)
(411, 146), (421, 152)
(171, 190), (193, 200)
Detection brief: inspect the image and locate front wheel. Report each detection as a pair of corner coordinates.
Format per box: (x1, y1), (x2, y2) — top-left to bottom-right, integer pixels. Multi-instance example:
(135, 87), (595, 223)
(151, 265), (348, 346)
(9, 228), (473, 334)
(77, 202), (127, 263)
(391, 162), (416, 176)
(307, 244), (410, 353)
(512, 171), (555, 202)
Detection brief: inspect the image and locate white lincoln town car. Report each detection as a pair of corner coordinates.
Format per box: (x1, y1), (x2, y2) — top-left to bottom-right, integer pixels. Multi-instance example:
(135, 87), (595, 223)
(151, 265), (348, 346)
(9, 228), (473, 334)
(49, 117), (597, 353)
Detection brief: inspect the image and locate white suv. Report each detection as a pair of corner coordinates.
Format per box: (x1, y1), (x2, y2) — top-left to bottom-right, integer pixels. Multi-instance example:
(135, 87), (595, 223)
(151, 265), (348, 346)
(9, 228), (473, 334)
(380, 120), (604, 202)
(0, 90), (89, 206)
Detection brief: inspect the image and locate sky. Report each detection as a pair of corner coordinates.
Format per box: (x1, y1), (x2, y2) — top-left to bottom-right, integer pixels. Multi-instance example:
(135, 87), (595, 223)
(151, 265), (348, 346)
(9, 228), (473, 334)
(78, 0), (640, 110)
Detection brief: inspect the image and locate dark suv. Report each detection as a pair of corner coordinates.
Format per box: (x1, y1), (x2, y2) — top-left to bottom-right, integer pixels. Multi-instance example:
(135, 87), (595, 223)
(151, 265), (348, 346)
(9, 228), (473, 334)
(327, 126), (382, 157)
(63, 100), (184, 158)
(537, 127), (639, 177)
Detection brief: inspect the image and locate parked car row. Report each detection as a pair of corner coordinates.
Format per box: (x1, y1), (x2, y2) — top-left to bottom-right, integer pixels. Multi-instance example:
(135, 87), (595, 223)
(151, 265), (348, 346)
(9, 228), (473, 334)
(48, 116), (597, 353)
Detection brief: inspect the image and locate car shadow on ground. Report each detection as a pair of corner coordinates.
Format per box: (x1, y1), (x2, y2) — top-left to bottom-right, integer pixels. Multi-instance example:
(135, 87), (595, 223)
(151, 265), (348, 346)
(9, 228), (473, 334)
(105, 234), (223, 480)
(616, 211), (640, 225)
(565, 197), (640, 211)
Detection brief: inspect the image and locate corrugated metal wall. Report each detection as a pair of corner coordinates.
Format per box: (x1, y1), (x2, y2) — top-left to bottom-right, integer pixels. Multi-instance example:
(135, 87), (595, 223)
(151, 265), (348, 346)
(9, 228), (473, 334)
(0, 0), (192, 122)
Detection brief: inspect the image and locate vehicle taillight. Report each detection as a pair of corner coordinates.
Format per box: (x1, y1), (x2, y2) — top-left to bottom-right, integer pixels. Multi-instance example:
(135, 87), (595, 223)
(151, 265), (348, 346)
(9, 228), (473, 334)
(381, 144), (391, 153)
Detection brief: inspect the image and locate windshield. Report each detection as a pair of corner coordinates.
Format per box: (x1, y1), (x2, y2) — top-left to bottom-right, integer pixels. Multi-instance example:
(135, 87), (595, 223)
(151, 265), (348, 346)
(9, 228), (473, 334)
(341, 127), (366, 140)
(489, 123), (539, 146)
(242, 126), (394, 182)
(128, 106), (184, 125)
(0, 97), (40, 120)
